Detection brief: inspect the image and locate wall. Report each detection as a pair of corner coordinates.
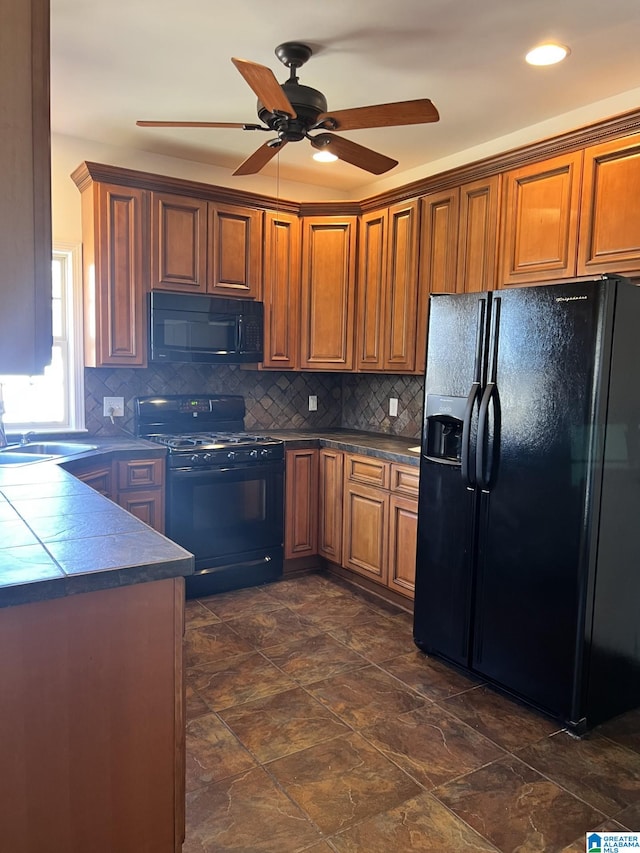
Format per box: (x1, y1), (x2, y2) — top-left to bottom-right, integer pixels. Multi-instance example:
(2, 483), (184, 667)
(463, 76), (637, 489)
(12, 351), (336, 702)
(84, 365), (423, 439)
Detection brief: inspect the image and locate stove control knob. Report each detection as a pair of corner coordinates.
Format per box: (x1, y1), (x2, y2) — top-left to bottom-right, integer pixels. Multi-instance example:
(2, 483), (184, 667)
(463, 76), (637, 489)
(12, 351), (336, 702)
(249, 449), (259, 460)
(203, 453), (213, 463)
(190, 454), (201, 464)
(260, 448), (270, 458)
(227, 450), (236, 461)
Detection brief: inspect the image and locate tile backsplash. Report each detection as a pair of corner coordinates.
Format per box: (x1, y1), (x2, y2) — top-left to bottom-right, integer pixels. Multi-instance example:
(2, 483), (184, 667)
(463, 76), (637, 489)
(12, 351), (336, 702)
(84, 365), (424, 439)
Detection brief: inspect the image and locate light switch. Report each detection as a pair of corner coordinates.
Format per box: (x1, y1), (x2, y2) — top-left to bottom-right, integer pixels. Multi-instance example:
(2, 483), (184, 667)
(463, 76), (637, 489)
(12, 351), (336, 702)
(389, 397), (398, 417)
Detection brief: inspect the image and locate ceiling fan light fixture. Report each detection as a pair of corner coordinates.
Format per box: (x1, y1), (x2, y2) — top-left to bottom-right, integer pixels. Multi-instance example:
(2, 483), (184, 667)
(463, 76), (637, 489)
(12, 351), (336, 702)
(525, 43), (570, 66)
(313, 150), (338, 163)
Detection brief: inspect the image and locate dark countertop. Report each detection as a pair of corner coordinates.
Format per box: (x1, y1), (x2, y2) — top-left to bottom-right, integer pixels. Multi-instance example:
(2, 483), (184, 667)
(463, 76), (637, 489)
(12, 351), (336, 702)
(260, 429), (422, 466)
(0, 437), (193, 609)
(0, 429), (418, 609)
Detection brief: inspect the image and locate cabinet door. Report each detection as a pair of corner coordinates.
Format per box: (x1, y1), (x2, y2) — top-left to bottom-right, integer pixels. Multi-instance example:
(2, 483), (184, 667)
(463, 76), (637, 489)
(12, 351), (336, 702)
(342, 482), (389, 584)
(388, 494), (418, 599)
(300, 216), (357, 371)
(116, 458), (165, 533)
(118, 489), (165, 533)
(500, 152), (582, 286)
(84, 183), (148, 367)
(75, 465), (114, 498)
(208, 203), (263, 299)
(116, 458), (164, 490)
(318, 449), (344, 563)
(0, 0), (52, 375)
(578, 133), (640, 276)
(150, 193), (208, 292)
(384, 200), (420, 371)
(457, 176), (500, 293)
(356, 209), (388, 370)
(263, 211), (301, 369)
(284, 449), (318, 558)
(419, 189), (460, 297)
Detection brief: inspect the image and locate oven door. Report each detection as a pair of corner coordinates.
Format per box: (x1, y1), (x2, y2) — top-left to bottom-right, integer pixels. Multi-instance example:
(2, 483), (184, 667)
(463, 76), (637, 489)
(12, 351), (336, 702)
(166, 461), (284, 571)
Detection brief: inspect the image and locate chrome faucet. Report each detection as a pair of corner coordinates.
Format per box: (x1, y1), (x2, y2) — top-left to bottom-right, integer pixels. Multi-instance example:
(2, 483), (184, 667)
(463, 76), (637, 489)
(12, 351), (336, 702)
(20, 431), (35, 446)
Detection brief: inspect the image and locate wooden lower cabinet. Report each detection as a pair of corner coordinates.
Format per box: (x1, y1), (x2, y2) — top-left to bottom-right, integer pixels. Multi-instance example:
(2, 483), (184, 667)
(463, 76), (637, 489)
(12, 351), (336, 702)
(342, 481), (389, 583)
(63, 454), (166, 533)
(281, 447), (418, 600)
(116, 457), (165, 533)
(284, 448), (318, 558)
(71, 461), (113, 496)
(340, 453), (418, 600)
(318, 448), (344, 562)
(388, 494), (418, 597)
(0, 577), (185, 853)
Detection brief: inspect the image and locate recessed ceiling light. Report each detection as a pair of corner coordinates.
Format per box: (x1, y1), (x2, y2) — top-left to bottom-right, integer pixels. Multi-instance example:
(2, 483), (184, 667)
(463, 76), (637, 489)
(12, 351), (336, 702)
(312, 150), (338, 163)
(525, 43), (570, 66)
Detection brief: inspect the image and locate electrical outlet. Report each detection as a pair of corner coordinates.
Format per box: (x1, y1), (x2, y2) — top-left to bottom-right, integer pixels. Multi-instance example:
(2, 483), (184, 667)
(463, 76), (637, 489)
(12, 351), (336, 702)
(389, 397), (398, 417)
(103, 396), (124, 417)
(308, 395), (318, 412)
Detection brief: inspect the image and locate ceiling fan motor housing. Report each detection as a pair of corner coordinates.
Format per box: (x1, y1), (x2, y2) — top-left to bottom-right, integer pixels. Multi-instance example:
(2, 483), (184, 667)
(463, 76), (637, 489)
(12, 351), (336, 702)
(257, 81), (328, 141)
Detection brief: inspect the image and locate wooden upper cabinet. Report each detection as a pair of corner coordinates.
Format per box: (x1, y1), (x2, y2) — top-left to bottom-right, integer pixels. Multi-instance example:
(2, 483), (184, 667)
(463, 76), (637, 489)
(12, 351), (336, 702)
(356, 200), (420, 373)
(578, 133), (640, 277)
(300, 215), (357, 371)
(80, 181), (148, 367)
(457, 176), (501, 293)
(499, 151), (583, 286)
(150, 194), (263, 298)
(208, 203), (263, 299)
(150, 193), (208, 292)
(356, 209), (388, 370)
(385, 200), (420, 371)
(262, 210), (301, 369)
(419, 189), (460, 296)
(0, 0), (52, 375)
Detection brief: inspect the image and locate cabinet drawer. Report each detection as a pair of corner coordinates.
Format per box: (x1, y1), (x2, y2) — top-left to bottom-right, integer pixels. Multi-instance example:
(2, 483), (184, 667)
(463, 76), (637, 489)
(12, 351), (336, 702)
(74, 464), (114, 497)
(345, 454), (389, 488)
(390, 463), (419, 497)
(117, 458), (164, 490)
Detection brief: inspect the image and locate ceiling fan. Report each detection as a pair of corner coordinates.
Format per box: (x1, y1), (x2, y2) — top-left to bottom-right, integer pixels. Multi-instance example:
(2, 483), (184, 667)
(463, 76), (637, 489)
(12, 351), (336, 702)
(137, 41), (439, 176)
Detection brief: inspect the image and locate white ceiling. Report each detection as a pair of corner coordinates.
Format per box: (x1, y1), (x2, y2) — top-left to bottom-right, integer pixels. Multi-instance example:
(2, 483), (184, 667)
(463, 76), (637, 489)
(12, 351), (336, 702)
(50, 0), (640, 195)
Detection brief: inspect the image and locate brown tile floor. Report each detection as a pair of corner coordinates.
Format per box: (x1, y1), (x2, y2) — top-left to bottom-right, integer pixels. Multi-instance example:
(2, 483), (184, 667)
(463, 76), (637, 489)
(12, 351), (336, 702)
(182, 573), (640, 853)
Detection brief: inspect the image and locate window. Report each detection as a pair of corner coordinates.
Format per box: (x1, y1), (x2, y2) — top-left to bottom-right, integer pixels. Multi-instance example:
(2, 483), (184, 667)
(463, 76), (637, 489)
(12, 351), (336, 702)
(0, 243), (84, 433)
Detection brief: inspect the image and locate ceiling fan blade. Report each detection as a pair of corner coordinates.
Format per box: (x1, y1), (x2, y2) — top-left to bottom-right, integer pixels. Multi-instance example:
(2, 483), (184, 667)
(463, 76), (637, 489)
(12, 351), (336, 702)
(137, 120), (250, 129)
(231, 57), (297, 118)
(317, 98), (439, 131)
(233, 140), (288, 176)
(311, 134), (397, 175)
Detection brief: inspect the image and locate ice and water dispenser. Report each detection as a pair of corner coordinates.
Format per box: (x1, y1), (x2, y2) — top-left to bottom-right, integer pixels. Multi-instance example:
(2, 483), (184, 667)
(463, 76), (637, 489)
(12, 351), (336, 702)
(423, 395), (466, 464)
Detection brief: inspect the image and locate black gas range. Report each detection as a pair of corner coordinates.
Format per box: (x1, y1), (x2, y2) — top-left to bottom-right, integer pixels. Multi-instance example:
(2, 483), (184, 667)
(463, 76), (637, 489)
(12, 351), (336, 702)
(134, 395), (284, 597)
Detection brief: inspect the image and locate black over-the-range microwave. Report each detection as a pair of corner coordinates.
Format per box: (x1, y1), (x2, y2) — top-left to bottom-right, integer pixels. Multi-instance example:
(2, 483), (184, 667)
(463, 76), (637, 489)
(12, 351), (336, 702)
(149, 291), (264, 364)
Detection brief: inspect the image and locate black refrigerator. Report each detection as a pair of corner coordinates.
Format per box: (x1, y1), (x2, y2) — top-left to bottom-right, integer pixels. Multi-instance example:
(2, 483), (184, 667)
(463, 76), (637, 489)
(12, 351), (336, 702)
(413, 274), (640, 732)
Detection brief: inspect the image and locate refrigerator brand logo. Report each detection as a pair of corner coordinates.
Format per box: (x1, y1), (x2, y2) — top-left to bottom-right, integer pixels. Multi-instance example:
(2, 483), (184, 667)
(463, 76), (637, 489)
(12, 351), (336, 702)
(556, 295), (588, 303)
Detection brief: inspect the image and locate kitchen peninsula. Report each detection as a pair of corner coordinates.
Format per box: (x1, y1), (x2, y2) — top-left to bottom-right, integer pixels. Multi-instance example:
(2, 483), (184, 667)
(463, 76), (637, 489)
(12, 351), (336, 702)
(0, 456), (193, 853)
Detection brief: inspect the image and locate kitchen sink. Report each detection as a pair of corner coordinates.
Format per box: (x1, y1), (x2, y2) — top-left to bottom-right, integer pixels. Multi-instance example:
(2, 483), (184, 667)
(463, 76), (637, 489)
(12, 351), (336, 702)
(0, 451), (56, 465)
(16, 442), (98, 456)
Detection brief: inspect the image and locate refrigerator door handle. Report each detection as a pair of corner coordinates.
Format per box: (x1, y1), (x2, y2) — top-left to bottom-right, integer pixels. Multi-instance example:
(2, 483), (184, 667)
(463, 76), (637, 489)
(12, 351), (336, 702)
(476, 296), (501, 490)
(476, 381), (496, 488)
(461, 295), (489, 487)
(461, 381), (481, 486)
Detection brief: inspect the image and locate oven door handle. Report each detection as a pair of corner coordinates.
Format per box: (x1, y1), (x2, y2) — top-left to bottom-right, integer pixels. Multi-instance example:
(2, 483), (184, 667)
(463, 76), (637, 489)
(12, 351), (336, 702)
(169, 462), (284, 478)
